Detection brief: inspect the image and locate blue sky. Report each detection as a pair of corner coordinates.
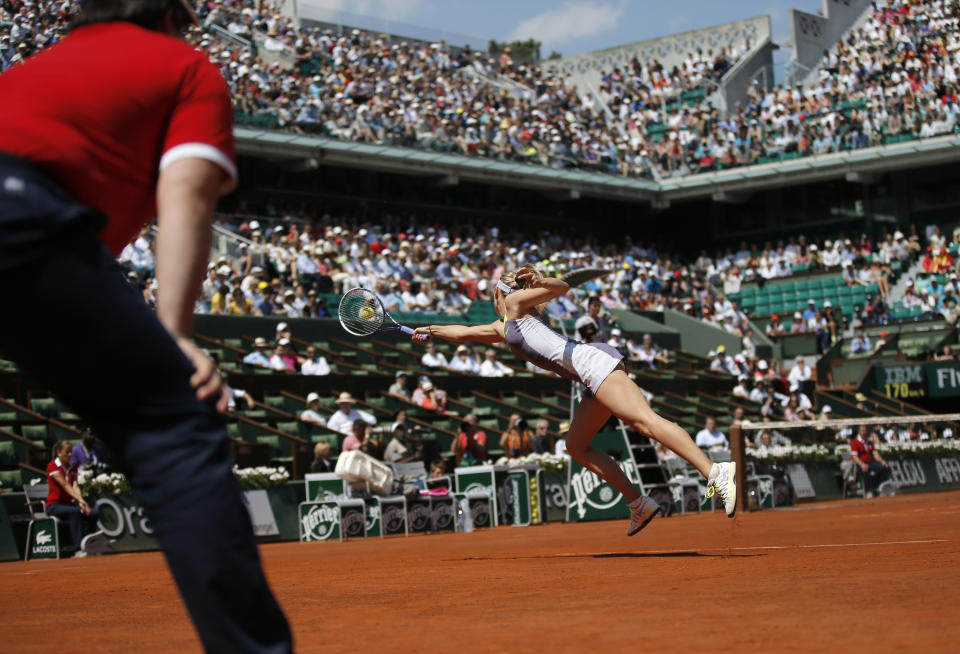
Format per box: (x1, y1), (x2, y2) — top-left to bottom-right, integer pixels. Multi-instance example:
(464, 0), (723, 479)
(309, 0), (824, 61)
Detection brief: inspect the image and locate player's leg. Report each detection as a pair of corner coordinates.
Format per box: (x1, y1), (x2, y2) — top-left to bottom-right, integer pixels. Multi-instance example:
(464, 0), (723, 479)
(594, 370), (713, 476)
(564, 395), (641, 502)
(0, 223), (292, 653)
(565, 394), (662, 534)
(594, 370), (736, 516)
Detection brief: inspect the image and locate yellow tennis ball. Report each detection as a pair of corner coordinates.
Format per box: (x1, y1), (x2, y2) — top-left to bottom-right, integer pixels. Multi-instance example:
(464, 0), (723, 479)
(360, 306), (375, 319)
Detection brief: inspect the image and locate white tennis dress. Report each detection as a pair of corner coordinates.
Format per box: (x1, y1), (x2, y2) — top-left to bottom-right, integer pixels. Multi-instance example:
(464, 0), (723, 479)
(503, 315), (623, 395)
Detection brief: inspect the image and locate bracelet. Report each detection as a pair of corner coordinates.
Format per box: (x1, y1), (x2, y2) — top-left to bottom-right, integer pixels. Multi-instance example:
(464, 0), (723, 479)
(428, 326), (433, 336)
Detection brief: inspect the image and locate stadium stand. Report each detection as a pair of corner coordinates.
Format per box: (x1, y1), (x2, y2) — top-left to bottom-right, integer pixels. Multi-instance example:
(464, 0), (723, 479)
(6, 1), (960, 183)
(2, 1), (959, 489)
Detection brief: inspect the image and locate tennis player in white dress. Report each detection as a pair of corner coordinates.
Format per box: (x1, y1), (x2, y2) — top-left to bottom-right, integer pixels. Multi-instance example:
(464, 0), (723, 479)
(413, 265), (736, 535)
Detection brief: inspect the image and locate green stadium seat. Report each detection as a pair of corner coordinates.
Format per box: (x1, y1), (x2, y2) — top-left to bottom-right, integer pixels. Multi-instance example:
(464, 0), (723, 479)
(0, 441), (16, 467)
(20, 425), (48, 445)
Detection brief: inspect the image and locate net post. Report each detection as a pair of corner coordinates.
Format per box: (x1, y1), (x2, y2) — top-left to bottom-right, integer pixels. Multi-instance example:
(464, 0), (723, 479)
(731, 422), (747, 513)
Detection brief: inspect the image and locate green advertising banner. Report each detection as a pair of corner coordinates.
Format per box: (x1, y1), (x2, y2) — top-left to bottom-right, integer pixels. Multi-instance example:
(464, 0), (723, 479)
(874, 361), (960, 399)
(86, 485), (303, 553)
(25, 518), (59, 560)
(455, 465), (507, 527)
(788, 455), (960, 500)
(566, 431), (639, 522)
(541, 469), (568, 522)
(507, 470), (531, 527)
(91, 494), (158, 552)
(298, 501), (342, 541)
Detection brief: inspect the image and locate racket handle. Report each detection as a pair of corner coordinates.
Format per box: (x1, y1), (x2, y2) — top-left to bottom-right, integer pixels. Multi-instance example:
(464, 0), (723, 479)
(400, 326), (428, 342)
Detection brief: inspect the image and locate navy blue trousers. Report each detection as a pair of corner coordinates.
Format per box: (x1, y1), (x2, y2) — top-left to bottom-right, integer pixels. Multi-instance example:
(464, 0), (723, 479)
(46, 503), (100, 550)
(0, 155), (292, 653)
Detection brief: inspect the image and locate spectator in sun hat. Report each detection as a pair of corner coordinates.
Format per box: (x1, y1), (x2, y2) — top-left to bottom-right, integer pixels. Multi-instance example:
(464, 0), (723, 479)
(326, 391), (376, 435)
(242, 337), (272, 368)
(448, 344), (480, 374)
(300, 392), (327, 427)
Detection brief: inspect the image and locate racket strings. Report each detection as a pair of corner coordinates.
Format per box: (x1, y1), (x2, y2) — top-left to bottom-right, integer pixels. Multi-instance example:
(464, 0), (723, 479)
(339, 289), (385, 336)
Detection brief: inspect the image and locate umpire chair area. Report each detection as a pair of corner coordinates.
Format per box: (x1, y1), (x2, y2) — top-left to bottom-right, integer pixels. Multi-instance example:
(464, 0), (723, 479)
(22, 483), (109, 560)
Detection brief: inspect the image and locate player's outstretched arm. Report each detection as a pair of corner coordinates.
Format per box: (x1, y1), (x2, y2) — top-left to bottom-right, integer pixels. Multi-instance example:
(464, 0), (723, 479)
(412, 320), (505, 345)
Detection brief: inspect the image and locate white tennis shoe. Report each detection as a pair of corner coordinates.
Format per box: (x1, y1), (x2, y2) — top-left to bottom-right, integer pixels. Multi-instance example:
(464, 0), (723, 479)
(706, 462), (737, 517)
(626, 495), (660, 536)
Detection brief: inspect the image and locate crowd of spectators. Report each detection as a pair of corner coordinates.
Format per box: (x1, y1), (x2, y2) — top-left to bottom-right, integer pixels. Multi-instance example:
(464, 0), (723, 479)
(6, 1), (960, 183)
(193, 0), (960, 179)
(108, 201), (960, 359)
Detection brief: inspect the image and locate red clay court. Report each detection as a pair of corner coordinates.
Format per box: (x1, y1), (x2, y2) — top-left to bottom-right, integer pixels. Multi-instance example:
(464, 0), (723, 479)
(2, 491), (959, 653)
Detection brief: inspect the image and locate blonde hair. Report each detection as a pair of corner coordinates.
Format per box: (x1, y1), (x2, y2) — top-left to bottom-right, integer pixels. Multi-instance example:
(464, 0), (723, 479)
(497, 265), (547, 314)
(313, 442), (331, 459)
(498, 265), (543, 292)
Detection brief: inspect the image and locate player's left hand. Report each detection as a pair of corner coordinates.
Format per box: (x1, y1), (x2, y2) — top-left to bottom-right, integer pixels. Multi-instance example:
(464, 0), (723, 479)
(176, 336), (230, 414)
(516, 268), (538, 288)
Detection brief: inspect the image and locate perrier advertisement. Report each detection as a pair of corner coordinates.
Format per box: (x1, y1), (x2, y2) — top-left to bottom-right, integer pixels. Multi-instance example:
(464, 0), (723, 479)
(566, 431), (639, 522)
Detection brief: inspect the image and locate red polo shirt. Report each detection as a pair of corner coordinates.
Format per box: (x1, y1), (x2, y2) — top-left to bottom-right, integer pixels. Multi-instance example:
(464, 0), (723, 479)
(851, 436), (875, 464)
(45, 458), (76, 507)
(0, 22), (236, 254)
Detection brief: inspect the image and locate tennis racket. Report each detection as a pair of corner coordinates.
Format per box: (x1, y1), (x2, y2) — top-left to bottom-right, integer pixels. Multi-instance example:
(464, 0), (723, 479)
(338, 288), (427, 341)
(561, 267), (614, 287)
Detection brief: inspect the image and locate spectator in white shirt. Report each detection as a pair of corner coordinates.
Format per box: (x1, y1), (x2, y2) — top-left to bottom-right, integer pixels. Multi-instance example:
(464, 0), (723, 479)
(554, 420), (570, 457)
(787, 355), (812, 386)
(448, 344), (480, 374)
(300, 345), (330, 376)
(326, 392), (377, 435)
(300, 393), (327, 427)
(479, 348), (514, 377)
(695, 416), (729, 449)
(421, 342), (449, 370)
(732, 375), (751, 399)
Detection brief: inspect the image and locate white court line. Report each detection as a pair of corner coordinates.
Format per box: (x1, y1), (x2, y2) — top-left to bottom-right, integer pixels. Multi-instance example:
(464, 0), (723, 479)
(662, 538), (950, 553)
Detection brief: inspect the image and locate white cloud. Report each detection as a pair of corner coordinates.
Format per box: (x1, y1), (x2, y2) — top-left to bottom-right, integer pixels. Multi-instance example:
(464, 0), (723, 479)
(508, 0), (628, 46)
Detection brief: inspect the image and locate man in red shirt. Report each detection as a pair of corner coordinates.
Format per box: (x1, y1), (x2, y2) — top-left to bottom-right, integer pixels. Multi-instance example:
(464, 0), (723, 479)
(45, 440), (100, 556)
(453, 414), (488, 466)
(850, 425), (891, 498)
(0, 1), (290, 652)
